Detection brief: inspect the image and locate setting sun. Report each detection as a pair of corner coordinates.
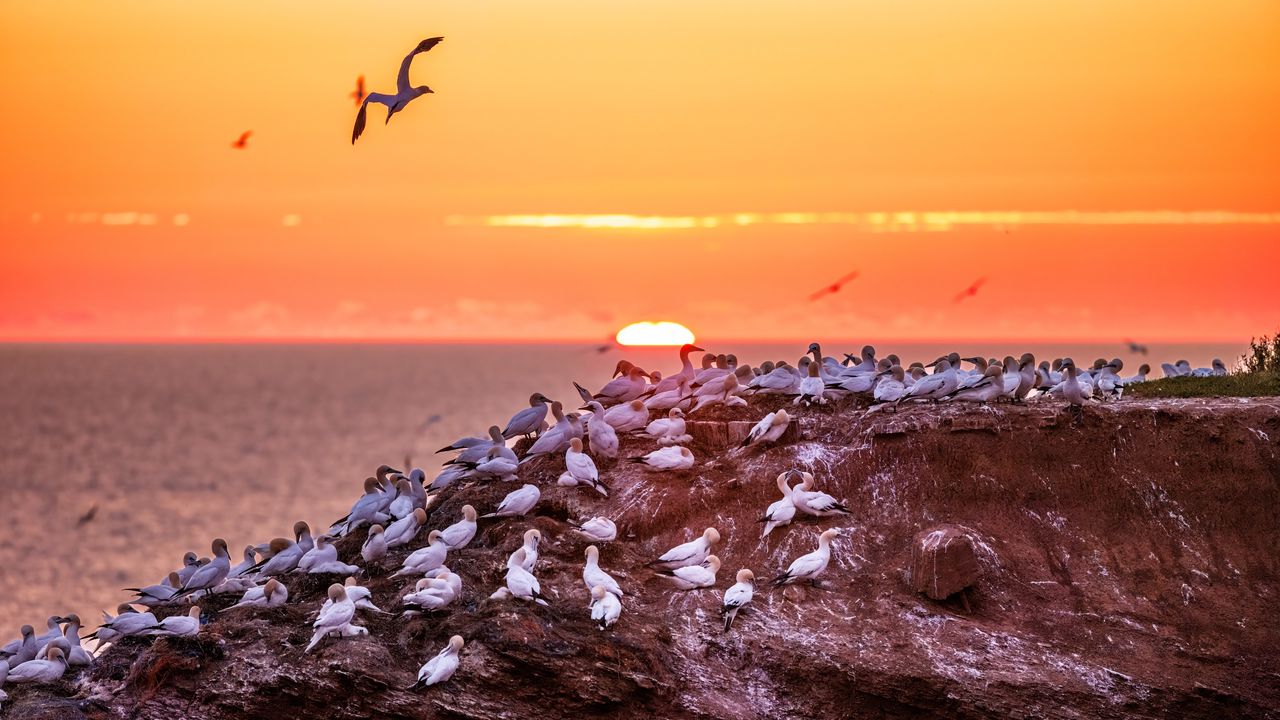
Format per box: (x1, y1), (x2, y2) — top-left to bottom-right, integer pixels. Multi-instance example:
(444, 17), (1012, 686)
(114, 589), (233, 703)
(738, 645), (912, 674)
(615, 321), (695, 347)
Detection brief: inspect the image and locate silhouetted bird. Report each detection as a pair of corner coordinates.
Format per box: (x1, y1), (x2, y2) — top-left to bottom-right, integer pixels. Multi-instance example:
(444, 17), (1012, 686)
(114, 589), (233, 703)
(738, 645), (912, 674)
(952, 277), (987, 303)
(351, 75), (366, 106)
(352, 37), (444, 144)
(77, 505), (98, 526)
(231, 131), (252, 149)
(1124, 339), (1149, 355)
(807, 270), (859, 302)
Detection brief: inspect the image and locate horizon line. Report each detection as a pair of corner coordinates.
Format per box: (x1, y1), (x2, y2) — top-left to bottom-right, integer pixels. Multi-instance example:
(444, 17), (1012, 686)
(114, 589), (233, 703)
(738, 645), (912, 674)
(0, 335), (1258, 346)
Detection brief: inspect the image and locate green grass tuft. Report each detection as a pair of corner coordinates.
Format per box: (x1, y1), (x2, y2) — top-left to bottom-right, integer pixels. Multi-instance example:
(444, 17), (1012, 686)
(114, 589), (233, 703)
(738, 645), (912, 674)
(1126, 373), (1280, 398)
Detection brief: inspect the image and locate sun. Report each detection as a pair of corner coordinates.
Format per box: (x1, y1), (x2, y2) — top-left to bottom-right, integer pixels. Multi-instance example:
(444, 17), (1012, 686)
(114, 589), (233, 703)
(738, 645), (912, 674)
(615, 321), (696, 347)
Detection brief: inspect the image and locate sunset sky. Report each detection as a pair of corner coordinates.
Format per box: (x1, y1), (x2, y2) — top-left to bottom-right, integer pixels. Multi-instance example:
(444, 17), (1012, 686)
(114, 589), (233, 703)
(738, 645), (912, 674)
(2, 1), (1278, 342)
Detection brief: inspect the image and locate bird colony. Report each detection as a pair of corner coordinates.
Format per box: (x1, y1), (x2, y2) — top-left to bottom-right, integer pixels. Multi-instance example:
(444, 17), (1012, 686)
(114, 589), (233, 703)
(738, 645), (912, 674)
(0, 341), (1210, 700)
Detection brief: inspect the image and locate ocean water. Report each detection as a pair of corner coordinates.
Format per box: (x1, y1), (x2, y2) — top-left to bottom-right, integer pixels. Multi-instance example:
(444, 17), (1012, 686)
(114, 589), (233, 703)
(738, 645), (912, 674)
(0, 340), (1246, 633)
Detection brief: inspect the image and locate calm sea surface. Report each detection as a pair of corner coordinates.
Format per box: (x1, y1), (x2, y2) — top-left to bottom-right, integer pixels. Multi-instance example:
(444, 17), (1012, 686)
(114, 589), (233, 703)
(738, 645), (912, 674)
(0, 340), (1245, 632)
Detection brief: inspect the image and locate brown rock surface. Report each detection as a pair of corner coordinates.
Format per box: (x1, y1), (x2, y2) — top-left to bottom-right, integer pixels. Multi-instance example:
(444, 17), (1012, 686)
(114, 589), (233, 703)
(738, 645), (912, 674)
(5, 397), (1280, 719)
(911, 524), (981, 600)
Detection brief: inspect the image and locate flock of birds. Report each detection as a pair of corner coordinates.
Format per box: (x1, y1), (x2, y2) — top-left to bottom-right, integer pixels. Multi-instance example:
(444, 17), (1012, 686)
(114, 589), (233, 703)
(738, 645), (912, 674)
(0, 341), (1229, 703)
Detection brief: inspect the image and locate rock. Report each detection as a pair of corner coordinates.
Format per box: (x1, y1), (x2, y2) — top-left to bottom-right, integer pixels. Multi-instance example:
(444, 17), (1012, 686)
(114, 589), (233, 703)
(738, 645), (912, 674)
(911, 524), (981, 601)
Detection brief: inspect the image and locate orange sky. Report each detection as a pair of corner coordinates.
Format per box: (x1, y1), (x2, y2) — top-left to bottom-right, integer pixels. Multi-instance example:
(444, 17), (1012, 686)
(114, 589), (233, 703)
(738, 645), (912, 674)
(2, 1), (1278, 342)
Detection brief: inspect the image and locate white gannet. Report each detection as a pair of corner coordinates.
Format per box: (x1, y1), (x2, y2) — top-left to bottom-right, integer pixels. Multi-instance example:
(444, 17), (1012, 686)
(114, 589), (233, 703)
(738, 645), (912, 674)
(332, 477), (390, 535)
(384, 508), (428, 548)
(504, 548), (549, 605)
(794, 361), (828, 406)
(3, 646), (66, 684)
(740, 409), (790, 450)
(40, 616), (91, 666)
(502, 393), (554, 440)
(1057, 358), (1094, 408)
(387, 478), (418, 520)
(481, 484), (541, 519)
(297, 535), (337, 572)
(394, 530), (449, 577)
(339, 576), (386, 614)
(946, 364), (1004, 405)
(790, 471), (853, 517)
(627, 445), (694, 472)
(692, 369), (750, 412)
(308, 552), (360, 576)
(176, 539), (231, 597)
(1095, 358), (1125, 400)
(644, 377), (693, 412)
(428, 465), (470, 493)
(513, 529), (542, 572)
(174, 552), (202, 586)
(580, 366), (652, 407)
(746, 362), (802, 396)
(1015, 353), (1038, 401)
(474, 446), (520, 482)
(868, 365), (907, 409)
(351, 37), (443, 144)
(584, 402), (620, 459)
(773, 529), (839, 587)
(562, 437), (607, 496)
(569, 516), (617, 543)
(589, 585), (622, 630)
(143, 606), (202, 638)
(900, 359), (959, 403)
(255, 522), (313, 578)
(305, 584), (357, 653)
(649, 527), (720, 570)
(1192, 358), (1227, 377)
(409, 635), (464, 689)
(645, 408), (692, 446)
(227, 578), (288, 610)
(520, 401), (572, 464)
(229, 545), (258, 578)
(646, 343), (705, 396)
(759, 472), (797, 538)
(603, 399), (649, 433)
(583, 545), (623, 598)
(1, 626), (36, 666)
(445, 426), (510, 467)
(125, 572), (182, 607)
(1120, 363), (1150, 386)
(658, 555), (720, 590)
(439, 505), (478, 549)
(402, 577), (457, 614)
(721, 569), (755, 631)
(88, 606), (158, 643)
(361, 524), (388, 564)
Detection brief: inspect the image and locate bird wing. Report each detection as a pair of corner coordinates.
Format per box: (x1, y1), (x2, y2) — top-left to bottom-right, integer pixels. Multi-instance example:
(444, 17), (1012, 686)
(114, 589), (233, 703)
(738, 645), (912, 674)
(397, 37), (444, 93)
(723, 583), (752, 609)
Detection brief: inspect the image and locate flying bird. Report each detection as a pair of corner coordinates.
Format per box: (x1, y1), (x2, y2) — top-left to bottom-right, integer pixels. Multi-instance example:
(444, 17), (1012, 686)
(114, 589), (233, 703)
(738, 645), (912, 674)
(952, 277), (987, 303)
(231, 131), (252, 149)
(807, 270), (859, 302)
(76, 504), (98, 526)
(351, 37), (444, 144)
(1123, 339), (1149, 356)
(351, 75), (366, 106)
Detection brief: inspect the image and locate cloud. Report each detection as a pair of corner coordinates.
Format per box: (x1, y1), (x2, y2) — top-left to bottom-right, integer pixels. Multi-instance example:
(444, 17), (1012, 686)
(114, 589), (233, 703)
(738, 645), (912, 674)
(228, 303), (291, 335)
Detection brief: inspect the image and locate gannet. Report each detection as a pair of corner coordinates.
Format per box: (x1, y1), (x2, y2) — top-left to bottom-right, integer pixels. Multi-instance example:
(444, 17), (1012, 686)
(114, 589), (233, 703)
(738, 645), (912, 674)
(721, 569), (755, 631)
(583, 545), (623, 598)
(644, 377), (693, 412)
(740, 409), (790, 450)
(361, 524), (388, 563)
(229, 545), (258, 578)
(645, 344), (705, 396)
(790, 471), (852, 517)
(569, 516), (617, 543)
(88, 606), (158, 643)
(176, 538), (231, 597)
(691, 353), (724, 386)
(481, 484), (540, 519)
(332, 478), (390, 535)
(439, 505), (478, 549)
(428, 465), (469, 492)
(256, 522), (313, 578)
(1, 626), (35, 666)
(409, 636), (463, 689)
(521, 401), (572, 463)
(645, 408), (692, 446)
(502, 393), (554, 439)
(388, 478), (418, 520)
(602, 400), (649, 433)
(3, 646), (66, 684)
(794, 361), (828, 406)
(403, 577), (457, 614)
(144, 607), (202, 638)
(868, 365), (907, 409)
(584, 402), (620, 459)
(580, 366), (652, 407)
(589, 586), (622, 629)
(901, 359), (959, 403)
(746, 362), (802, 395)
(394, 530), (449, 577)
(174, 552), (202, 586)
(351, 37), (443, 144)
(504, 548), (548, 605)
(1014, 353), (1037, 401)
(39, 616), (91, 666)
(691, 368), (750, 412)
(659, 555), (720, 590)
(759, 472), (797, 537)
(772, 529), (839, 587)
(306, 584), (357, 653)
(445, 426), (509, 467)
(126, 572), (182, 607)
(1095, 359), (1125, 399)
(437, 433), (490, 453)
(649, 527), (719, 569)
(562, 438), (607, 495)
(339, 577), (386, 614)
(1192, 358), (1227, 377)
(306, 537), (361, 575)
(513, 529), (542, 572)
(627, 445), (695, 472)
(1120, 363), (1150, 385)
(473, 446), (520, 482)
(384, 508), (428, 548)
(946, 365), (1004, 405)
(1056, 358), (1093, 408)
(227, 578), (288, 610)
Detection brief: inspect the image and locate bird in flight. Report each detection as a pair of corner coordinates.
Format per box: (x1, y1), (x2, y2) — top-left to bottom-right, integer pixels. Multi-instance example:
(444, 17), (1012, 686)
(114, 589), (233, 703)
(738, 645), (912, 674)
(807, 270), (859, 302)
(1123, 339), (1150, 355)
(952, 277), (987, 303)
(231, 131), (252, 149)
(351, 75), (366, 106)
(352, 37), (444, 144)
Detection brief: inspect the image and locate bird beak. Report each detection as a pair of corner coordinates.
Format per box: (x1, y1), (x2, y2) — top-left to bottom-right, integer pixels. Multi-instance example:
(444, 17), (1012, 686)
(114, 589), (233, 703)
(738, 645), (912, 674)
(691, 346), (705, 352)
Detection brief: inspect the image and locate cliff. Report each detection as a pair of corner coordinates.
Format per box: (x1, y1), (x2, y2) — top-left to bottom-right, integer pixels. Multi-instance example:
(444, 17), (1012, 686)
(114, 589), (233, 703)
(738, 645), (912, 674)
(6, 397), (1280, 719)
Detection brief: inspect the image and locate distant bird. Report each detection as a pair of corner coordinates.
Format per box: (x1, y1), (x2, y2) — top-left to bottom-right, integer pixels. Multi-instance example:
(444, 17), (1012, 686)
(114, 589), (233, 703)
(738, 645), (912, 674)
(1123, 339), (1149, 356)
(352, 37), (444, 144)
(807, 270), (859, 302)
(76, 505), (98, 526)
(952, 277), (987, 303)
(409, 636), (463, 689)
(231, 131), (252, 149)
(721, 569), (755, 631)
(350, 75), (366, 106)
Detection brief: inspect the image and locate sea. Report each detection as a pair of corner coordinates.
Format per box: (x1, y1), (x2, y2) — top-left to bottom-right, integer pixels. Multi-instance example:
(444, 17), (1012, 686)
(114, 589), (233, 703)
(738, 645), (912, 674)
(0, 340), (1246, 633)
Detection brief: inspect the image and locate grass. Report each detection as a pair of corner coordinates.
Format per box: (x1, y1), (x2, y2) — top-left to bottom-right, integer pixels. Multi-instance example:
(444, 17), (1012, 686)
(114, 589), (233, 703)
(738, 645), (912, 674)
(1126, 329), (1280, 398)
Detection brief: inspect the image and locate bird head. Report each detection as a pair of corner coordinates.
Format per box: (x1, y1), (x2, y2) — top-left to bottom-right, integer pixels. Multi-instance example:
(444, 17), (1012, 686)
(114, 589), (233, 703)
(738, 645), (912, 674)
(416, 85), (434, 96)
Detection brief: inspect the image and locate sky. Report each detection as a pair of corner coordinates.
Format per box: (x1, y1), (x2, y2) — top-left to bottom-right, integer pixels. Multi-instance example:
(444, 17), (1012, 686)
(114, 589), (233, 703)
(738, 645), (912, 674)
(1, 1), (1278, 343)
